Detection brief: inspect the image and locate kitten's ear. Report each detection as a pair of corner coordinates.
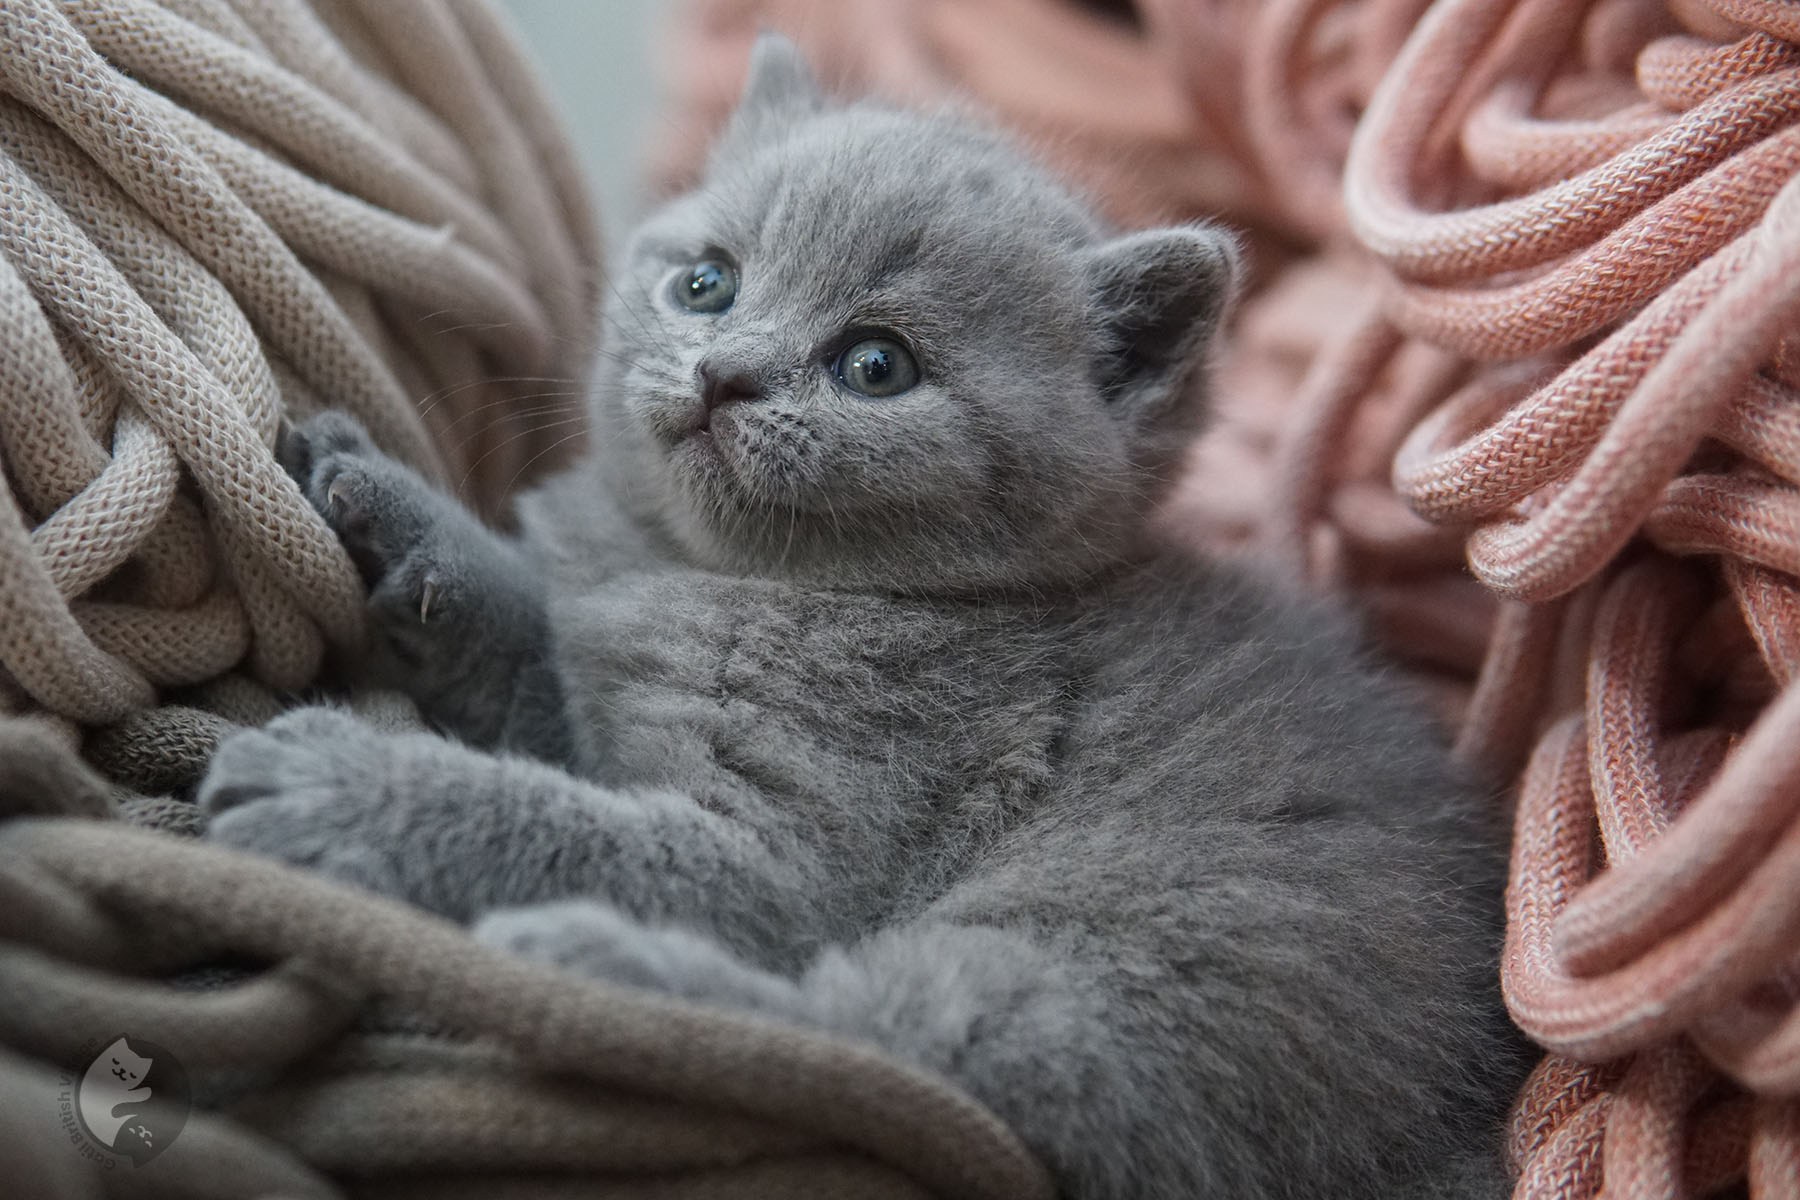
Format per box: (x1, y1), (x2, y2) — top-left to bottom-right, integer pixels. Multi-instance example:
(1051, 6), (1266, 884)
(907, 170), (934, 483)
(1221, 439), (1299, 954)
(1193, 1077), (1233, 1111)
(1084, 224), (1240, 415)
(721, 31), (826, 149)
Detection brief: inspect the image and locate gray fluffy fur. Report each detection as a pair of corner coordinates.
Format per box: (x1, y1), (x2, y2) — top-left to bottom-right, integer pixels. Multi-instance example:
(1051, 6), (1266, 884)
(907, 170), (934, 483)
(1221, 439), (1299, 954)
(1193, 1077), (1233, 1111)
(201, 35), (1525, 1199)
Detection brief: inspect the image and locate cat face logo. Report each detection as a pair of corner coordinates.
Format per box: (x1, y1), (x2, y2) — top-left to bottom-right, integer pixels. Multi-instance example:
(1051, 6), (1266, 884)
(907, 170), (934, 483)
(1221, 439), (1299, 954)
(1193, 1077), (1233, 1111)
(73, 1036), (190, 1165)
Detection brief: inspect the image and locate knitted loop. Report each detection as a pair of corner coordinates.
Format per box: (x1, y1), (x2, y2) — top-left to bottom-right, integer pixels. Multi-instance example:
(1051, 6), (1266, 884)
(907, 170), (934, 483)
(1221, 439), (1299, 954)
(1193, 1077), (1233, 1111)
(0, 0), (597, 723)
(1338, 8), (1800, 1164)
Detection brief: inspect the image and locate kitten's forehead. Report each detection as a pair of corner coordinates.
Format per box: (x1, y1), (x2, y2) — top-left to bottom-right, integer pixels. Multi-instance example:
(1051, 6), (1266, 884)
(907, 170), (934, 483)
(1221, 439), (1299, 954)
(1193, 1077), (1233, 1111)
(715, 107), (1097, 295)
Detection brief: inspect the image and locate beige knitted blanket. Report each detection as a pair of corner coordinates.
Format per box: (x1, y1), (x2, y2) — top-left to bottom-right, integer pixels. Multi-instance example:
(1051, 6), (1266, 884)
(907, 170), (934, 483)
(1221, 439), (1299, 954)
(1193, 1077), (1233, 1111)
(0, 723), (1049, 1199)
(0, 2), (1050, 1196)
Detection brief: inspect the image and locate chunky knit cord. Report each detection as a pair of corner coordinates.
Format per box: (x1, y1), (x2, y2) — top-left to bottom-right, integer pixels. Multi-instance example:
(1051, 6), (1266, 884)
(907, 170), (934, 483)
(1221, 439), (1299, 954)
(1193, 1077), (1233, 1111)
(1341, 3), (1800, 1192)
(0, 0), (598, 732)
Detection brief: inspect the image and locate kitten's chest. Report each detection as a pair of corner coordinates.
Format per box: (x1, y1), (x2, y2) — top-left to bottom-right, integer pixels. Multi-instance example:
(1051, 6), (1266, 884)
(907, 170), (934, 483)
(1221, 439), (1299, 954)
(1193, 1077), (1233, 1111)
(551, 572), (1068, 807)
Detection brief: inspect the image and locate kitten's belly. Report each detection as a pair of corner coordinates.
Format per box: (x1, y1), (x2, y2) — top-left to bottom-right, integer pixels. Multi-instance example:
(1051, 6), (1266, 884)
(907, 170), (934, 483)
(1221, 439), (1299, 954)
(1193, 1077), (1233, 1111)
(549, 570), (1064, 827)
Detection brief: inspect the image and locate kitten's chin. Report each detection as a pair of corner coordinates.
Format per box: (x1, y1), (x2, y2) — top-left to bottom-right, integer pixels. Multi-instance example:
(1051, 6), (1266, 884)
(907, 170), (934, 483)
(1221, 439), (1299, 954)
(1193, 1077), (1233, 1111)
(679, 427), (726, 469)
(663, 425), (752, 524)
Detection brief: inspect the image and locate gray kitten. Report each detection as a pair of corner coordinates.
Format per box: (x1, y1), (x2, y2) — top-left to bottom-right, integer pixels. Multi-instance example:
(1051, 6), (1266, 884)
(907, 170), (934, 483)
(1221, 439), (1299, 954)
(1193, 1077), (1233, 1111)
(200, 36), (1525, 1199)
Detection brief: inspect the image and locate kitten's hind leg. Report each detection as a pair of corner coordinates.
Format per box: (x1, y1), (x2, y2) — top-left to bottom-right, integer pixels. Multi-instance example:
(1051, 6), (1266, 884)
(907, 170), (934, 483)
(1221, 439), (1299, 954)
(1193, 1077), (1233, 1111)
(794, 922), (1383, 1200)
(477, 904), (1505, 1200)
(794, 924), (1132, 1195)
(283, 412), (570, 761)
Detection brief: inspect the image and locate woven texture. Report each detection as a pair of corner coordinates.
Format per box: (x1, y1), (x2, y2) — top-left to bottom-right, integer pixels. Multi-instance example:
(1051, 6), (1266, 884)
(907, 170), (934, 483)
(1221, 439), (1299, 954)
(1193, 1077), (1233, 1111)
(0, 728), (1054, 1200)
(0, 0), (598, 736)
(655, 0), (1800, 1194)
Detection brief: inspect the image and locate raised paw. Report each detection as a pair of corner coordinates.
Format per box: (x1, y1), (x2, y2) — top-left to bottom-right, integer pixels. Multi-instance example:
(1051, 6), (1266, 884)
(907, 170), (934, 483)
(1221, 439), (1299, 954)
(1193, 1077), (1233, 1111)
(198, 706), (409, 899)
(474, 901), (810, 1016)
(282, 412), (456, 630)
(278, 412), (562, 757)
(280, 412), (541, 680)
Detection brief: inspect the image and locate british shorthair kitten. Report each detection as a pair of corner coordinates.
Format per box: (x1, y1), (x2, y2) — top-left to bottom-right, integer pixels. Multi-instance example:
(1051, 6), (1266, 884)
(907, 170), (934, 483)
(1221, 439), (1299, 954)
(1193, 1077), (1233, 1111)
(201, 34), (1525, 1199)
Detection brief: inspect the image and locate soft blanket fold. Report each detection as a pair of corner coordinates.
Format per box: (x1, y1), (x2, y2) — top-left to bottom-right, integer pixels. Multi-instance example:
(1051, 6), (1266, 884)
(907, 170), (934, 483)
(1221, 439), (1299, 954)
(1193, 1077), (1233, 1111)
(0, 724), (1052, 1199)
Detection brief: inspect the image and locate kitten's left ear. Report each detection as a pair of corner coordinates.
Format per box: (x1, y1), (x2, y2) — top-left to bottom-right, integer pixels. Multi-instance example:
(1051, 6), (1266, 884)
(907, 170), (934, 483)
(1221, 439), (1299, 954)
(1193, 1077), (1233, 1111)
(1084, 224), (1240, 417)
(721, 31), (827, 149)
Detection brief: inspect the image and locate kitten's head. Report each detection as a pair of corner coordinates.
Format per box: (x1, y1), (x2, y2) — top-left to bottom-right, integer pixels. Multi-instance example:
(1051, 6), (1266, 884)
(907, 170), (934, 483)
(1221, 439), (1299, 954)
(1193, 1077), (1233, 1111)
(597, 34), (1238, 592)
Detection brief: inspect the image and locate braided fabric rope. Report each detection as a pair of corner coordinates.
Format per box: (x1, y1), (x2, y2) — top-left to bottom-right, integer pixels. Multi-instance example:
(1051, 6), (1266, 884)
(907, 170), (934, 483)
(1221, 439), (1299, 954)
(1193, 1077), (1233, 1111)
(1328, 3), (1800, 1191)
(0, 0), (598, 735)
(660, 0), (1800, 1193)
(0, 726), (1054, 1200)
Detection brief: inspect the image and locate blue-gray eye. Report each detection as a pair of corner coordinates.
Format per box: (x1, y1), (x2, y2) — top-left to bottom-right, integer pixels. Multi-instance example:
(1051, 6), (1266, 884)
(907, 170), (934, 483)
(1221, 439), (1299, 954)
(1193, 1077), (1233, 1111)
(835, 337), (919, 397)
(674, 260), (737, 312)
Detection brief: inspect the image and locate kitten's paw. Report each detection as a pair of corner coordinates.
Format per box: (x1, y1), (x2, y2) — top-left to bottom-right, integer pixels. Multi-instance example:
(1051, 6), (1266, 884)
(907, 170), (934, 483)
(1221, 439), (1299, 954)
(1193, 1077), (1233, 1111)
(281, 413), (547, 692)
(198, 706), (374, 815)
(279, 414), (557, 756)
(282, 412), (457, 642)
(475, 902), (808, 1016)
(277, 409), (381, 481)
(198, 707), (406, 897)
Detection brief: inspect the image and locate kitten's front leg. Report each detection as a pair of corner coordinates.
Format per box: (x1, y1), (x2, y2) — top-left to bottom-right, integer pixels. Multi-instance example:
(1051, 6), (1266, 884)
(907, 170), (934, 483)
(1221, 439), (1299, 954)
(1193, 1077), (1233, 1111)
(199, 708), (809, 953)
(285, 412), (570, 763)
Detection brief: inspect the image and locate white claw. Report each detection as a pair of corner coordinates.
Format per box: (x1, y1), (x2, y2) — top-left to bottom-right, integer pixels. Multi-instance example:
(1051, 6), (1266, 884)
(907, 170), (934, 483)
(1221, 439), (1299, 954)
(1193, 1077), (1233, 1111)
(419, 577), (437, 624)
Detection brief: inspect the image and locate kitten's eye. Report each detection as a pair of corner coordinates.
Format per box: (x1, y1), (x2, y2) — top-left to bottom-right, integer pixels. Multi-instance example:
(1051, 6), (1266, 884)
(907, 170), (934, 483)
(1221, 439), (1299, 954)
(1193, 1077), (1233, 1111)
(834, 337), (920, 397)
(673, 260), (737, 313)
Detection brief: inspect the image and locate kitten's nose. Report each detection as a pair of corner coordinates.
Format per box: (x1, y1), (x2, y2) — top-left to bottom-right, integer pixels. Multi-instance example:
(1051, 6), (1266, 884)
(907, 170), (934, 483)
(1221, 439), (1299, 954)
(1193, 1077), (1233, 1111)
(696, 360), (762, 413)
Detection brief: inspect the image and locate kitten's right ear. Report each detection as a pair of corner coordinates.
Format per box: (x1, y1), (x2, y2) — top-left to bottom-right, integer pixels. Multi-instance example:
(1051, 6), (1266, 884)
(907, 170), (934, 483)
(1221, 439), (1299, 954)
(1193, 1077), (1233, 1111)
(720, 32), (827, 149)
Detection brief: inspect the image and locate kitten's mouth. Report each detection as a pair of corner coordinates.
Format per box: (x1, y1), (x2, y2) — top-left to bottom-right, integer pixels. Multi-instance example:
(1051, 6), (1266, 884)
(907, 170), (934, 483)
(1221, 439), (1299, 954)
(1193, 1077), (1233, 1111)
(675, 405), (729, 470)
(686, 426), (723, 461)
(649, 397), (743, 486)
